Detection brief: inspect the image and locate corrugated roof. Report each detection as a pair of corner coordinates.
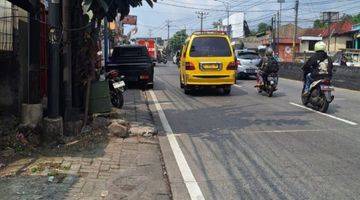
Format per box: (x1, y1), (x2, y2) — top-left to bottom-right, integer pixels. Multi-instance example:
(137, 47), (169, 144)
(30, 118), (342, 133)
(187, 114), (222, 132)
(321, 21), (354, 37)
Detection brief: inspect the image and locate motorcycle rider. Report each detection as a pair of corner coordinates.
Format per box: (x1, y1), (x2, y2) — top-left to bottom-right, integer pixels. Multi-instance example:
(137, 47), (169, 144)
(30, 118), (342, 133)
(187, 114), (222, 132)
(257, 47), (279, 86)
(302, 41), (333, 96)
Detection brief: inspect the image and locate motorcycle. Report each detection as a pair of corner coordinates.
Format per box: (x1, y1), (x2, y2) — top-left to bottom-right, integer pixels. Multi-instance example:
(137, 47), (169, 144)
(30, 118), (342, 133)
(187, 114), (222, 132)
(107, 70), (126, 108)
(301, 78), (334, 113)
(256, 73), (278, 97)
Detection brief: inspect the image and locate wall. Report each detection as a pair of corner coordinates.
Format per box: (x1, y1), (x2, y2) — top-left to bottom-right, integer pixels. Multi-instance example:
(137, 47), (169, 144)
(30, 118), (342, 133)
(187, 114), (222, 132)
(324, 35), (353, 53)
(278, 43), (300, 62)
(278, 62), (360, 90)
(300, 41), (309, 53)
(0, 6), (29, 115)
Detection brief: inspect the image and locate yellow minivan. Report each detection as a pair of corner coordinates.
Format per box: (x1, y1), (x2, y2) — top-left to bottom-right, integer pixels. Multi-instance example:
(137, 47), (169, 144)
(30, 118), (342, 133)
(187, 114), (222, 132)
(179, 31), (237, 95)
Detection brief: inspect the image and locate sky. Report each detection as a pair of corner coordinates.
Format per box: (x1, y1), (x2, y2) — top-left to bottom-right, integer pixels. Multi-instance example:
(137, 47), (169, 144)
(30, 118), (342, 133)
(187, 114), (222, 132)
(126, 0), (360, 39)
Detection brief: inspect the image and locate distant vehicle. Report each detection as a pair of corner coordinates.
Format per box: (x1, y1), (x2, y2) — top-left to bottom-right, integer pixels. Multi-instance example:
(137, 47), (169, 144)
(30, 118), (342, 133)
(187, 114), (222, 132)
(179, 31), (236, 95)
(106, 45), (155, 89)
(256, 73), (278, 97)
(137, 39), (157, 62)
(235, 50), (261, 79)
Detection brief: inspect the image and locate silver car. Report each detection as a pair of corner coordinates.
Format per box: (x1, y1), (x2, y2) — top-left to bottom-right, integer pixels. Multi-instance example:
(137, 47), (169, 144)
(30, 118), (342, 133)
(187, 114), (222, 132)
(236, 50), (261, 79)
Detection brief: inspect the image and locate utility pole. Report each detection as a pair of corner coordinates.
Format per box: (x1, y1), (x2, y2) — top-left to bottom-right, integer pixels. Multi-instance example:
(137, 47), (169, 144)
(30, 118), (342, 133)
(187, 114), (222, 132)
(104, 18), (109, 64)
(277, 11), (280, 54)
(44, 0), (63, 140)
(271, 15), (275, 51)
(166, 20), (170, 42)
(148, 29), (153, 38)
(63, 0), (73, 120)
(292, 0), (299, 62)
(196, 11), (209, 32)
(226, 4), (230, 36)
(48, 0), (61, 118)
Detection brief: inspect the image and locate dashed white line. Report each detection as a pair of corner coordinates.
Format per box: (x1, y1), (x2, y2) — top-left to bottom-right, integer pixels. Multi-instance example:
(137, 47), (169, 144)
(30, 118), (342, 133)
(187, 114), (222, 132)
(149, 90), (205, 200)
(289, 102), (358, 126)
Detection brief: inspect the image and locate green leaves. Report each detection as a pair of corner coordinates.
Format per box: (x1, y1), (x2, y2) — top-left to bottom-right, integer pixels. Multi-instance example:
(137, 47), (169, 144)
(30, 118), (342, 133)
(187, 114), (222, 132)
(82, 0), (156, 21)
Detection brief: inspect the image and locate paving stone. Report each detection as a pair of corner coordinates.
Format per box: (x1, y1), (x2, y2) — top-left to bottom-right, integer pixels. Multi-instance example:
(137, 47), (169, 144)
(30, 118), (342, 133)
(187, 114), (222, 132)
(100, 164), (110, 172)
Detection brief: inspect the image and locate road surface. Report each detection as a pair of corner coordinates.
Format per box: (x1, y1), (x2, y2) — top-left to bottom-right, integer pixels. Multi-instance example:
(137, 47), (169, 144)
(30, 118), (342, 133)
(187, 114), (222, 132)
(148, 63), (360, 200)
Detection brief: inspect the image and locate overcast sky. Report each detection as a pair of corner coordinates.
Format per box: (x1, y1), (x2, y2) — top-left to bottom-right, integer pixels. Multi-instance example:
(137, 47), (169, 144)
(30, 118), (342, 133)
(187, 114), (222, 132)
(126, 0), (360, 39)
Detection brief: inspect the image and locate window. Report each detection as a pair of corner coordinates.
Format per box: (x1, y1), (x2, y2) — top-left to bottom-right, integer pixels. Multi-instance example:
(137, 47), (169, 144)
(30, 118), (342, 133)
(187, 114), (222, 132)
(237, 52), (260, 60)
(0, 1), (14, 51)
(346, 41), (353, 49)
(189, 37), (231, 57)
(308, 41), (317, 51)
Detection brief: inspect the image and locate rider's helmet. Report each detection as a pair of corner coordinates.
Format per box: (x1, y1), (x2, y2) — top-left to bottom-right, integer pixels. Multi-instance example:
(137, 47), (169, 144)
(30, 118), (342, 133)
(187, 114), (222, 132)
(314, 41), (326, 52)
(265, 47), (274, 56)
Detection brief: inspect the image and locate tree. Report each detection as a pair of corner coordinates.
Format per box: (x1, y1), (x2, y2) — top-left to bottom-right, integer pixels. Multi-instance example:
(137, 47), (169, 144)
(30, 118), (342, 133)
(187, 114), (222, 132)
(74, 0), (156, 127)
(313, 19), (326, 29)
(257, 22), (270, 34)
(83, 0), (156, 21)
(169, 29), (188, 54)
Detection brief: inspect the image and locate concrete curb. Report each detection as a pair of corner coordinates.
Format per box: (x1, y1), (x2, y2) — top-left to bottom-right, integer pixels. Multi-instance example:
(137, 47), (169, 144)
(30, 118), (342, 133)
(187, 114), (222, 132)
(144, 90), (190, 200)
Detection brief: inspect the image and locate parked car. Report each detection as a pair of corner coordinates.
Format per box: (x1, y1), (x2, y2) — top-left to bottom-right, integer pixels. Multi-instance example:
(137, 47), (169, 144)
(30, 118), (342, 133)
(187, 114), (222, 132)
(179, 31), (236, 95)
(106, 45), (154, 89)
(236, 50), (261, 79)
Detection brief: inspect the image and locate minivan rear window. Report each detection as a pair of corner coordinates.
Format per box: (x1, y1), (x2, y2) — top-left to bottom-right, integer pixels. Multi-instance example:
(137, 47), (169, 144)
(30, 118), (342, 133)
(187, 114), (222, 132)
(189, 37), (231, 57)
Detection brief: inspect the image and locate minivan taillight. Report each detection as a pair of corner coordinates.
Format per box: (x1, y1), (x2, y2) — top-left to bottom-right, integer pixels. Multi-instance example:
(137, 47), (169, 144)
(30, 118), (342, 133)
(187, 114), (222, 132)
(185, 62), (195, 70)
(227, 61), (237, 70)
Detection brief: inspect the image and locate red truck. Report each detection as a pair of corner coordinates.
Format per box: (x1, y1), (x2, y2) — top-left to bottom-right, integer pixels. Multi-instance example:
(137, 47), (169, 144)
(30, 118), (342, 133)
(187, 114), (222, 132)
(136, 39), (157, 62)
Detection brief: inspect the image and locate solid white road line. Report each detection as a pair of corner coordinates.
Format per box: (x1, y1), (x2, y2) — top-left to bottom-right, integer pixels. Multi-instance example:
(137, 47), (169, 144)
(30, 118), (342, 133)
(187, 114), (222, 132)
(249, 129), (329, 133)
(289, 102), (358, 126)
(149, 90), (205, 200)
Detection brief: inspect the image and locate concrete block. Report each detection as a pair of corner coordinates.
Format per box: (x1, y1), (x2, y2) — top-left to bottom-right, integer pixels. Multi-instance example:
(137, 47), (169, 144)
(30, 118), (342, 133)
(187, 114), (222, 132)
(21, 103), (43, 127)
(42, 117), (63, 141)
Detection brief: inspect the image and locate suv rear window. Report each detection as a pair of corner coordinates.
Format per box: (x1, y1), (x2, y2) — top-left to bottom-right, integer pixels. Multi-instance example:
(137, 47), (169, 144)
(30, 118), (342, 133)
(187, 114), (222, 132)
(237, 52), (260, 60)
(189, 37), (231, 57)
(112, 47), (148, 58)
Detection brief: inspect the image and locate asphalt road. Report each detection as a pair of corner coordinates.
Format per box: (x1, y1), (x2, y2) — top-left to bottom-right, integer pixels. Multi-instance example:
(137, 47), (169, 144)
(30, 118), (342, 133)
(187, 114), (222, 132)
(148, 63), (360, 200)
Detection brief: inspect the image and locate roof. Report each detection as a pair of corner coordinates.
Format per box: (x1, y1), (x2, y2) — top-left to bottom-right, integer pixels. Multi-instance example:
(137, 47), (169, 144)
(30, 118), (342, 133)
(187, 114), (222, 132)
(321, 21), (354, 37)
(278, 24), (305, 38)
(302, 28), (324, 37)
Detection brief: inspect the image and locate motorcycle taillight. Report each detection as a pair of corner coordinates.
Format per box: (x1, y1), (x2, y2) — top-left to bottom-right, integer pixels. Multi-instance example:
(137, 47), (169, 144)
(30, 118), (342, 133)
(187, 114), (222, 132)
(322, 79), (331, 85)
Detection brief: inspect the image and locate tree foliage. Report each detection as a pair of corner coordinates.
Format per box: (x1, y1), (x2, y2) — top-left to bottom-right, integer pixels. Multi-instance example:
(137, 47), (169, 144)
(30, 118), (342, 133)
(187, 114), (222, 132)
(313, 19), (326, 29)
(82, 0), (157, 21)
(257, 22), (270, 34)
(169, 29), (188, 54)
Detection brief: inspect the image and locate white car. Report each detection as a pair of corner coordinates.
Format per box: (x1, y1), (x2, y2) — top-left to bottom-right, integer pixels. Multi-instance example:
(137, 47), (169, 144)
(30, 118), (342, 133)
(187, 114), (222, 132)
(236, 50), (261, 79)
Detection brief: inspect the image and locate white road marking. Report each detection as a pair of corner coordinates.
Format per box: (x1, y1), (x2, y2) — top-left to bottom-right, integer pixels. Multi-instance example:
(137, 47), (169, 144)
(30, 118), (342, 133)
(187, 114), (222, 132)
(233, 84), (243, 88)
(289, 102), (358, 126)
(149, 90), (205, 200)
(248, 129), (329, 133)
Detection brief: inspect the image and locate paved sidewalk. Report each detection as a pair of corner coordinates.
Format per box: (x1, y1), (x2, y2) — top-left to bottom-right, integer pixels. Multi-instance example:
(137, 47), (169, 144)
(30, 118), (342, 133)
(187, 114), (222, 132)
(0, 90), (171, 200)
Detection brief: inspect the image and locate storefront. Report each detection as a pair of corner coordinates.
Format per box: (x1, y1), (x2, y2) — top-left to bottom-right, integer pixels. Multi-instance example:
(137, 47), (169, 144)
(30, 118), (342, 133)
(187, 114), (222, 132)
(352, 24), (360, 49)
